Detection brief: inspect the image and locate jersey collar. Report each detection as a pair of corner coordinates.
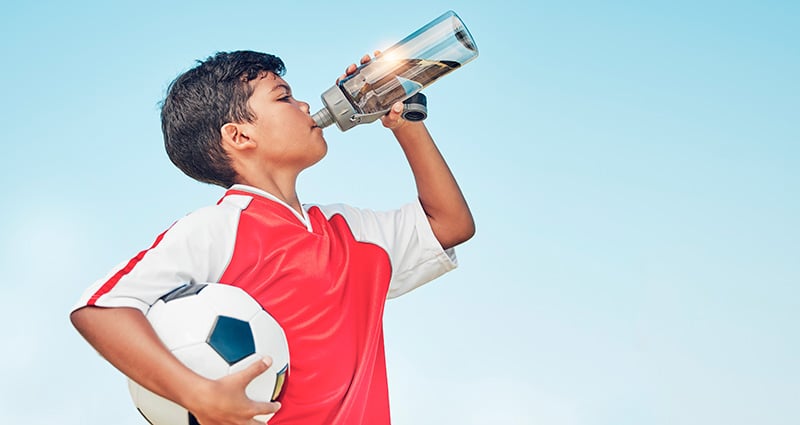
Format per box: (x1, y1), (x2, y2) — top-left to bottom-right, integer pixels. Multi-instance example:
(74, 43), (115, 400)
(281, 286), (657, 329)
(226, 184), (313, 232)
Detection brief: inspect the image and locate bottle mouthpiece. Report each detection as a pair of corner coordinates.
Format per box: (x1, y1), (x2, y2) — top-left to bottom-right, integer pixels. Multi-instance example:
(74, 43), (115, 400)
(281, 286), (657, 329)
(312, 108), (334, 129)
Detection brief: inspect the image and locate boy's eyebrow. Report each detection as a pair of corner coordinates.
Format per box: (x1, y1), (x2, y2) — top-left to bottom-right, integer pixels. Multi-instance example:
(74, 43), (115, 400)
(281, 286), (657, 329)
(271, 83), (292, 94)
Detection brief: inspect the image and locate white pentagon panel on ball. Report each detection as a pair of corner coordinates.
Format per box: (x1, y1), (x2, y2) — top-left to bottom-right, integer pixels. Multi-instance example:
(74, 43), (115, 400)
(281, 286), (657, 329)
(171, 343), (230, 381)
(146, 292), (218, 351)
(202, 283), (263, 321)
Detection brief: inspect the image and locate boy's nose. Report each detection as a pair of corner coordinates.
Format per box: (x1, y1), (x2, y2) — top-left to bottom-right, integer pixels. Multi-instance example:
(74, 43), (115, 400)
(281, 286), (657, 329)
(299, 101), (310, 114)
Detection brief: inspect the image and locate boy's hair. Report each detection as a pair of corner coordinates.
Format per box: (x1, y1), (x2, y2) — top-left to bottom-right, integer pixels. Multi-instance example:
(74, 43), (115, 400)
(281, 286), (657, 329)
(161, 51), (286, 187)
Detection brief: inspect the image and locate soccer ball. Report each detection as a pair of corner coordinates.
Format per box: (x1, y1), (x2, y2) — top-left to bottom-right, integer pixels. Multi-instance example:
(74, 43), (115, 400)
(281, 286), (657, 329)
(128, 283), (289, 424)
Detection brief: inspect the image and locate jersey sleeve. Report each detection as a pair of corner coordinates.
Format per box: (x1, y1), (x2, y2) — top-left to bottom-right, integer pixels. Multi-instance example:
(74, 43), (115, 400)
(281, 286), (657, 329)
(71, 196), (248, 314)
(313, 200), (458, 299)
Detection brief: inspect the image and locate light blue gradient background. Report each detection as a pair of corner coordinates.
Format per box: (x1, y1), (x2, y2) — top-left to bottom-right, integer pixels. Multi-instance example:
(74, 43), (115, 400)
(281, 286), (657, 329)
(1, 1), (798, 424)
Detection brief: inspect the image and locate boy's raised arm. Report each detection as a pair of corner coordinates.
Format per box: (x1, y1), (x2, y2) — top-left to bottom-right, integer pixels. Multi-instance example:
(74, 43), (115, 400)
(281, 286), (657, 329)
(341, 54), (475, 251)
(386, 117), (476, 250)
(71, 306), (280, 425)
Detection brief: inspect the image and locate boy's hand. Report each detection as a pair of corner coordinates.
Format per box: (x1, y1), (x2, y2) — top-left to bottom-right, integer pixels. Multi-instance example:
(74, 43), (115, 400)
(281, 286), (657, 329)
(337, 51), (409, 131)
(336, 52), (375, 85)
(187, 357), (281, 425)
(380, 101), (408, 131)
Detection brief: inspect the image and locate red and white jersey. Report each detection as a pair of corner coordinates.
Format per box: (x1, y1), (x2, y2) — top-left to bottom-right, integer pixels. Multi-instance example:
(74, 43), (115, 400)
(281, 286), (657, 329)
(74, 184), (457, 425)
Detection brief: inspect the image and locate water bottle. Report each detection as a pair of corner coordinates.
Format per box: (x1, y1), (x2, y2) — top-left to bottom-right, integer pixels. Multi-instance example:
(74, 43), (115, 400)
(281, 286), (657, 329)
(312, 10), (479, 132)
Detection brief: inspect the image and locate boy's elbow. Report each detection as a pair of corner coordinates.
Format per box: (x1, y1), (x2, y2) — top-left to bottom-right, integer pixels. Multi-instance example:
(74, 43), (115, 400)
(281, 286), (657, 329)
(439, 216), (476, 250)
(458, 217), (476, 245)
(456, 215), (476, 244)
(70, 306), (92, 333)
(70, 305), (111, 335)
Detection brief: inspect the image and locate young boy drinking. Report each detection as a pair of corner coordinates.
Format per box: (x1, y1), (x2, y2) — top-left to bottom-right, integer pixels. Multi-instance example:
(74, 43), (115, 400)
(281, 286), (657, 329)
(71, 50), (474, 425)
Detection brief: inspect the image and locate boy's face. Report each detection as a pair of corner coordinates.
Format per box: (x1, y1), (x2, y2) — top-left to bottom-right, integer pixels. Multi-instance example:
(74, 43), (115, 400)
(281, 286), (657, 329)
(240, 72), (327, 172)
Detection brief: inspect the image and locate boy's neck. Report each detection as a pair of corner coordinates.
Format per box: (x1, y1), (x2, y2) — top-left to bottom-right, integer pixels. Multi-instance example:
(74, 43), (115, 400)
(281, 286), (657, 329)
(234, 176), (302, 216)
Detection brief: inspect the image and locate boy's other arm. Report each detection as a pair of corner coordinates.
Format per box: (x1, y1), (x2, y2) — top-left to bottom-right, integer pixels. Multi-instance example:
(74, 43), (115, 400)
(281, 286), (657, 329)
(341, 54), (475, 250)
(387, 117), (476, 250)
(70, 306), (280, 425)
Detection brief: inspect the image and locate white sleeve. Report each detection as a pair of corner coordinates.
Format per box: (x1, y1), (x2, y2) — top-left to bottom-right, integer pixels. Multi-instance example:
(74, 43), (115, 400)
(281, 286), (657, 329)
(314, 200), (458, 299)
(72, 197), (247, 313)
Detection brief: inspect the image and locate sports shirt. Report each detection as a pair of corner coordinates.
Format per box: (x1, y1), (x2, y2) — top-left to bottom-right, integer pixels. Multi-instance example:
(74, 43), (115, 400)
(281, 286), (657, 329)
(74, 184), (457, 424)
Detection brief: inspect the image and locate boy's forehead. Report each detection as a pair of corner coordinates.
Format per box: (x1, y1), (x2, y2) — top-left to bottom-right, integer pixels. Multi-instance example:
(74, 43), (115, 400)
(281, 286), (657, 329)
(258, 72), (288, 85)
(251, 72), (291, 92)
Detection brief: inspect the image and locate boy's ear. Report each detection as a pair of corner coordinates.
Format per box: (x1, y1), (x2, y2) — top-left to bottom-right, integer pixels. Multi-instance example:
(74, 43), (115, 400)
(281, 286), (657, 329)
(220, 123), (255, 151)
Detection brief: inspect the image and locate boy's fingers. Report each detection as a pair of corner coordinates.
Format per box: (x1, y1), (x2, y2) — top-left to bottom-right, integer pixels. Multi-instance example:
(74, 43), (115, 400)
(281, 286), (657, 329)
(337, 63), (357, 83)
(252, 401), (282, 415)
(236, 356), (272, 384)
(247, 401), (281, 425)
(381, 102), (406, 129)
(336, 52), (380, 84)
(388, 102), (403, 119)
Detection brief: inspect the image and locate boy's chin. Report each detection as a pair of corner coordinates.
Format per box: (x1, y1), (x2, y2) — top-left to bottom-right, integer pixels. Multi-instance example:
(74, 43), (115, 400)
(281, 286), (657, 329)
(305, 145), (328, 168)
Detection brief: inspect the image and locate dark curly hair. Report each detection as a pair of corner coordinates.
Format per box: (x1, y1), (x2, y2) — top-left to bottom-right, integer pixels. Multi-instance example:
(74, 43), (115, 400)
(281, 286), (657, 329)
(161, 51), (286, 187)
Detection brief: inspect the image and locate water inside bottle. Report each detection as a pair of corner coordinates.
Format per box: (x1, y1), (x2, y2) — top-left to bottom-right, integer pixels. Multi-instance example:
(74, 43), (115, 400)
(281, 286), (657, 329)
(340, 59), (461, 115)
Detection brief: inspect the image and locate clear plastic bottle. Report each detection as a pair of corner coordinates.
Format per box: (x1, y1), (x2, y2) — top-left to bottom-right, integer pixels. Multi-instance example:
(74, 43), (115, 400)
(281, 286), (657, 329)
(313, 10), (479, 132)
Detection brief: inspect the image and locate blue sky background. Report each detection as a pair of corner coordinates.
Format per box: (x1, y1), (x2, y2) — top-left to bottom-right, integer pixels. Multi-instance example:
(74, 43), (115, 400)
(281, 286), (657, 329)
(1, 1), (798, 424)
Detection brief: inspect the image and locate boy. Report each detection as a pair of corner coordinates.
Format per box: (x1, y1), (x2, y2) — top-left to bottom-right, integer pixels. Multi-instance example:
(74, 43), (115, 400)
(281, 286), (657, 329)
(71, 50), (474, 425)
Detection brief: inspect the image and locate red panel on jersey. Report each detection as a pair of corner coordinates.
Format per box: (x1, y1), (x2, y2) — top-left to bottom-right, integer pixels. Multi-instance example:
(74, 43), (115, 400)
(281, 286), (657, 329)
(219, 192), (394, 425)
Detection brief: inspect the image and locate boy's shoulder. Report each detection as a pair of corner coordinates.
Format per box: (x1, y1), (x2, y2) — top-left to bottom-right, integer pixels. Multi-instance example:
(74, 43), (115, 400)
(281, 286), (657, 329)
(167, 194), (252, 238)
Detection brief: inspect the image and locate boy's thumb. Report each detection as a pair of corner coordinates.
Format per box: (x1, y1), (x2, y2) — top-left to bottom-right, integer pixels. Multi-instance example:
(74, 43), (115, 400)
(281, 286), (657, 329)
(239, 356), (272, 382)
